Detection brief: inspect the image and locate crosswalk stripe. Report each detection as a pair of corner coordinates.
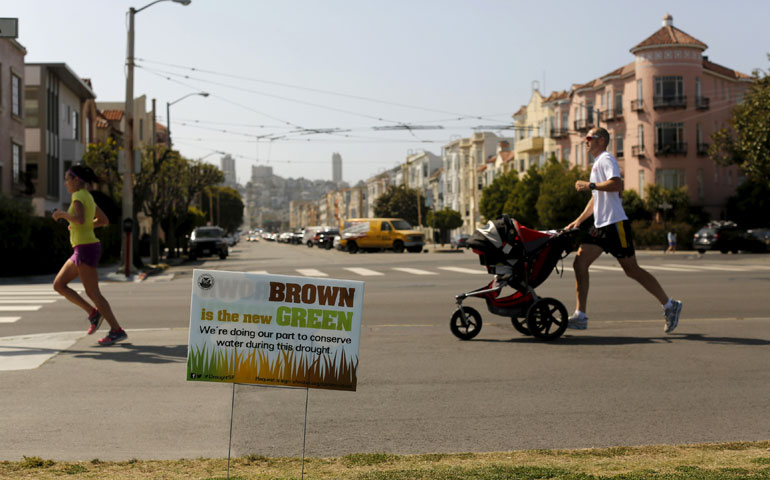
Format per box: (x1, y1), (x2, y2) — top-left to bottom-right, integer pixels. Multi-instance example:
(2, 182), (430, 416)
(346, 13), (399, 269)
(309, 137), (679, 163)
(644, 265), (697, 272)
(296, 268), (328, 277)
(438, 267), (486, 275)
(0, 306), (42, 312)
(0, 331), (83, 371)
(0, 317), (21, 324)
(343, 267), (384, 276)
(0, 291), (74, 296)
(0, 299), (57, 304)
(392, 267), (437, 275)
(590, 266), (624, 272)
(672, 264), (751, 272)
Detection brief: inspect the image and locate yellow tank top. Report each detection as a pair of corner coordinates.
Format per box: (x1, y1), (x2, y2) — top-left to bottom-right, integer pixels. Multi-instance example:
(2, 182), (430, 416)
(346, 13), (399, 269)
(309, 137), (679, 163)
(69, 188), (99, 246)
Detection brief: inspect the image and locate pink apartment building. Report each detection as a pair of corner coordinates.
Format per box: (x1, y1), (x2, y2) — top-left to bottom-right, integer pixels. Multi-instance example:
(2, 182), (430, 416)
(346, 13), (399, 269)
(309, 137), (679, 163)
(547, 14), (752, 218)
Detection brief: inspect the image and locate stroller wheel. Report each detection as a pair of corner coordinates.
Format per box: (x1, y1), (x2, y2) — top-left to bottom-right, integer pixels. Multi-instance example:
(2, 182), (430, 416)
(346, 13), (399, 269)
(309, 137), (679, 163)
(511, 316), (532, 336)
(450, 307), (482, 340)
(525, 298), (568, 341)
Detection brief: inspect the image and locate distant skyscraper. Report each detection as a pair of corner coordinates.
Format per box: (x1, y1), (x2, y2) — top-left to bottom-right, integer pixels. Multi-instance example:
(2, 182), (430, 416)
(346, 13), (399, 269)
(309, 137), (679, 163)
(221, 154), (236, 187)
(332, 152), (342, 183)
(251, 165), (273, 182)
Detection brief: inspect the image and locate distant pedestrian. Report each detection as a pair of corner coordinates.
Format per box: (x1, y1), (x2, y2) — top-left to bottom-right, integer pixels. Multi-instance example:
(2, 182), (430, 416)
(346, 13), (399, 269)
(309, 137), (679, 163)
(666, 230), (677, 253)
(52, 165), (127, 345)
(564, 128), (682, 334)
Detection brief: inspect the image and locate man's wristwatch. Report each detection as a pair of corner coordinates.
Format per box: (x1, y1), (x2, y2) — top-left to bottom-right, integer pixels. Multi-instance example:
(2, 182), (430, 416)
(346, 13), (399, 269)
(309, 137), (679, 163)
(589, 182), (596, 190)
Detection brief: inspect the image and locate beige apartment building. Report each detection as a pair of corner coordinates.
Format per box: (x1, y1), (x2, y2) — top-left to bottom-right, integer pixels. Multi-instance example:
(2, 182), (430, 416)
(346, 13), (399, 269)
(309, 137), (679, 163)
(550, 14), (751, 217)
(0, 38), (26, 197)
(24, 63), (96, 215)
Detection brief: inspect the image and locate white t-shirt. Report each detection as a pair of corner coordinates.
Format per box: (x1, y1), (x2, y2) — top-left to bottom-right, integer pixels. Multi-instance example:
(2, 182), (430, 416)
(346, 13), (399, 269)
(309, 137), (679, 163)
(590, 151), (627, 228)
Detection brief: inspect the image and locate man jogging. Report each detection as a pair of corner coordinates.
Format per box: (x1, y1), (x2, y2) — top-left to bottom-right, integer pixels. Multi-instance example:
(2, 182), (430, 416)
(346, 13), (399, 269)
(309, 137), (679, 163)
(565, 127), (682, 333)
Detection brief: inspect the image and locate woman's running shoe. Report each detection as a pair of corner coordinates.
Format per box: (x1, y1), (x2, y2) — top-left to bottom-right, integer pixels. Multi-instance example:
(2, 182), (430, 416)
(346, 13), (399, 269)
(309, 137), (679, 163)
(98, 329), (128, 346)
(87, 309), (102, 335)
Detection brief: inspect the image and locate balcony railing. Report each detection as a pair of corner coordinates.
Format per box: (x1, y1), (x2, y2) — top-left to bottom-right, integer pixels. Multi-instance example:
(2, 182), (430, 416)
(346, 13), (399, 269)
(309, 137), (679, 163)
(600, 108), (623, 122)
(632, 145), (645, 157)
(697, 142), (709, 156)
(573, 118), (594, 131)
(631, 99), (643, 111)
(653, 95), (687, 109)
(655, 142), (688, 155)
(696, 96), (710, 110)
(550, 128), (569, 139)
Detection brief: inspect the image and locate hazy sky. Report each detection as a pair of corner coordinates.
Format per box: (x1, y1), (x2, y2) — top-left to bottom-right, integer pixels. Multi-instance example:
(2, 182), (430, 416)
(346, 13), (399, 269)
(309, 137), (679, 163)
(8, 1), (769, 185)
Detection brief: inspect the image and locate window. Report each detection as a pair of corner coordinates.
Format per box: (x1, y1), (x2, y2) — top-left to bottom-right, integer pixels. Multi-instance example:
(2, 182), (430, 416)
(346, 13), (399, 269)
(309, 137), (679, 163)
(654, 76), (684, 106)
(637, 79), (643, 101)
(655, 122), (684, 148)
(586, 101), (594, 124)
(638, 124), (644, 149)
(12, 143), (22, 184)
(11, 73), (22, 117)
(695, 77), (702, 100)
(639, 170), (645, 199)
(139, 118), (144, 141)
(72, 110), (80, 140)
(561, 111), (568, 131)
(24, 87), (39, 128)
(655, 169), (685, 189)
(563, 147), (570, 163)
(697, 168), (704, 201)
(614, 92), (623, 115)
(616, 134), (624, 157)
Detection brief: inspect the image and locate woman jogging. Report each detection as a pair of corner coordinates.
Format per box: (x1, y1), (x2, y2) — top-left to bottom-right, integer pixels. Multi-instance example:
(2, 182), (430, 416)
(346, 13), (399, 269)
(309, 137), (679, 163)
(52, 165), (127, 346)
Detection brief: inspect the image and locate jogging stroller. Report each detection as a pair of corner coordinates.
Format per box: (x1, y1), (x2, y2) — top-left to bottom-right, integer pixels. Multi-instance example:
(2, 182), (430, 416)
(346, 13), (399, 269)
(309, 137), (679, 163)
(450, 215), (578, 341)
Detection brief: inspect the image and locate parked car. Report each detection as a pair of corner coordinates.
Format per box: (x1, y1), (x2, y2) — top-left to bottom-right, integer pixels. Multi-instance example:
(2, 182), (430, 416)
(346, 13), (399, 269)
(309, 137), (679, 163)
(247, 233), (259, 242)
(187, 226), (228, 260)
(316, 228), (339, 250)
(451, 233), (471, 250)
(224, 234), (235, 246)
(748, 228), (770, 248)
(693, 221), (767, 254)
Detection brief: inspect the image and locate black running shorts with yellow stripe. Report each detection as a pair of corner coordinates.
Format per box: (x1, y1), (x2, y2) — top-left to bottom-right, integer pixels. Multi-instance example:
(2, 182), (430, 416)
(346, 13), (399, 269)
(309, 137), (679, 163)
(583, 219), (636, 259)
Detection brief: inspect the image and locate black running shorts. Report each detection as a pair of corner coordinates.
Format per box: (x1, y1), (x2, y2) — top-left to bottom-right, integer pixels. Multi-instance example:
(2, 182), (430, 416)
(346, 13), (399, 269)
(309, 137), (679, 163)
(582, 219), (635, 259)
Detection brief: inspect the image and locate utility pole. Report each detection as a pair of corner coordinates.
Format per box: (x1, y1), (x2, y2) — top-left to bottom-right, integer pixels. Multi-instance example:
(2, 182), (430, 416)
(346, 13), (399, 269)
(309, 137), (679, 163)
(122, 6), (137, 277)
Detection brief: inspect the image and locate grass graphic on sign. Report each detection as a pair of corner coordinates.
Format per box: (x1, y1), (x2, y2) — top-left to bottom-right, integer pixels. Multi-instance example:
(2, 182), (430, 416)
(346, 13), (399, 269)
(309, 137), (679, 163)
(187, 344), (357, 391)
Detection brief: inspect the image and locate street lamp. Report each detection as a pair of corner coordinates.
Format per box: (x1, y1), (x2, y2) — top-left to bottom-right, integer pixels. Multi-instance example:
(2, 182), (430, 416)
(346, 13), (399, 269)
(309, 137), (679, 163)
(122, 0), (191, 277)
(167, 92), (209, 149)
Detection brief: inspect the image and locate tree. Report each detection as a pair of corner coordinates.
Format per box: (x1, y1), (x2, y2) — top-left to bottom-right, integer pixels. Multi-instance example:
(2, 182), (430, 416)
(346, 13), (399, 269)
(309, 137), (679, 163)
(710, 59), (770, 187)
(621, 189), (649, 221)
(725, 179), (770, 228)
(643, 184), (691, 223)
(373, 185), (426, 226)
(503, 164), (543, 228)
(426, 207), (463, 244)
(166, 161), (223, 257)
(535, 157), (591, 229)
(82, 138), (121, 202)
(479, 170), (518, 222)
(201, 185), (244, 233)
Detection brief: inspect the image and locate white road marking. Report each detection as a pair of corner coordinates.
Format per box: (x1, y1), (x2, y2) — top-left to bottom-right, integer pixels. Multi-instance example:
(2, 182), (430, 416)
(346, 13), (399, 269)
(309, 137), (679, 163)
(0, 317), (21, 324)
(392, 267), (437, 275)
(296, 269), (328, 277)
(343, 267), (384, 276)
(590, 266), (624, 272)
(671, 264), (752, 272)
(0, 291), (77, 296)
(0, 331), (83, 371)
(644, 265), (697, 272)
(438, 266), (487, 275)
(0, 306), (42, 312)
(0, 299), (57, 304)
(248, 270), (270, 275)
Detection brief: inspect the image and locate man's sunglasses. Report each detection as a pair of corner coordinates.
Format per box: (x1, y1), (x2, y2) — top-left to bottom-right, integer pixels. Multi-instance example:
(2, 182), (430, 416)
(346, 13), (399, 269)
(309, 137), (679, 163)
(586, 135), (604, 142)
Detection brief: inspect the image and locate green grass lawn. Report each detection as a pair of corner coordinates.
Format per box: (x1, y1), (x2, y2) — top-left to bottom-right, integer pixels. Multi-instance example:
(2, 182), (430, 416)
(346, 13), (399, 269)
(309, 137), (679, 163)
(2, 441), (769, 479)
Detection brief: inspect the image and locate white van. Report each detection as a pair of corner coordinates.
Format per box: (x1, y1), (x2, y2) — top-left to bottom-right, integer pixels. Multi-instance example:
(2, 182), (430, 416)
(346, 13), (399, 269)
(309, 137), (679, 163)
(301, 226), (332, 247)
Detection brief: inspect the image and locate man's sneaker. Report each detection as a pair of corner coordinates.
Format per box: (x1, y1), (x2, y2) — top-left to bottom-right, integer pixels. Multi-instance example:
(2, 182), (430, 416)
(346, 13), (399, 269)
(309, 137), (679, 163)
(664, 300), (683, 334)
(98, 329), (128, 346)
(567, 313), (588, 330)
(87, 309), (103, 335)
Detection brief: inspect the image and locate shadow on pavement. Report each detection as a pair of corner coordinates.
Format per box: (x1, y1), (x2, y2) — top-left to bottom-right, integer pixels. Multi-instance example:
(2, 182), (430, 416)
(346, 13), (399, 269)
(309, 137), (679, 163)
(472, 333), (770, 347)
(66, 343), (188, 364)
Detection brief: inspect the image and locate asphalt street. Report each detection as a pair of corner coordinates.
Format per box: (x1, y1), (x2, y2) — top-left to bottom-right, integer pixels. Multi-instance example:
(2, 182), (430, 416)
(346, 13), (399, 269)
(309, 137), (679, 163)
(1, 241), (769, 461)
